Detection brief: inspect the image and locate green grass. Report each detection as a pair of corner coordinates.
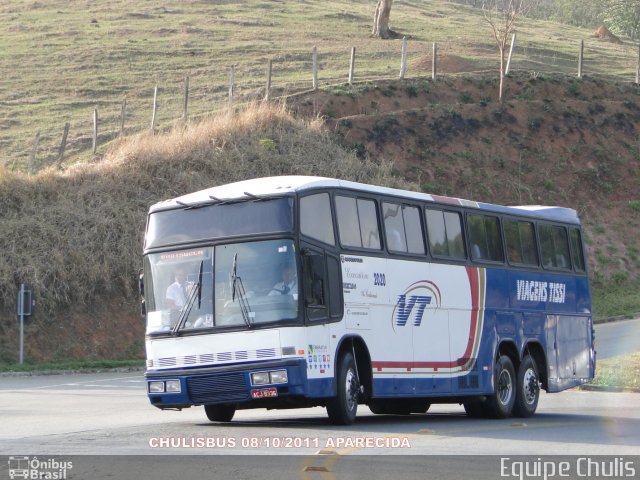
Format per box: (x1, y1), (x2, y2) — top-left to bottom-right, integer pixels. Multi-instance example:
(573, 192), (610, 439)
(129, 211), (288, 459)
(0, 359), (144, 373)
(586, 352), (640, 390)
(2, 0), (639, 171)
(592, 281), (640, 321)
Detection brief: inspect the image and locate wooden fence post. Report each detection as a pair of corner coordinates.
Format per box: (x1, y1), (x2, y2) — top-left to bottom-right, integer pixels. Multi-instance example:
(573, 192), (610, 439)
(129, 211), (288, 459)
(120, 98), (127, 136)
(183, 77), (189, 119)
(265, 59), (272, 101)
(505, 32), (516, 76)
(29, 132), (40, 175)
(312, 46), (318, 91)
(399, 36), (408, 80)
(348, 47), (356, 85)
(229, 65), (235, 104)
(92, 108), (98, 154)
(432, 42), (437, 80)
(151, 85), (158, 132)
(636, 45), (640, 85)
(578, 40), (584, 78)
(57, 123), (70, 168)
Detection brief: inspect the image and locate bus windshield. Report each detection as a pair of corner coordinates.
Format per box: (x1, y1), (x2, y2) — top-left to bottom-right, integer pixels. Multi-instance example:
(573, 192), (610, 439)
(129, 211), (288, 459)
(144, 240), (298, 334)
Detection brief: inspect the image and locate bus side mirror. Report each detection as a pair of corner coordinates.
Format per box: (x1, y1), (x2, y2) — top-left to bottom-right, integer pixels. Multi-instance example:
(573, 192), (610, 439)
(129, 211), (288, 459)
(138, 271), (146, 318)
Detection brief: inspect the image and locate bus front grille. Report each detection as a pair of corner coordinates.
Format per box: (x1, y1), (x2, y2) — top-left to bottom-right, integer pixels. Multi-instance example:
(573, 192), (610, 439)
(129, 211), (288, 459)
(187, 372), (248, 404)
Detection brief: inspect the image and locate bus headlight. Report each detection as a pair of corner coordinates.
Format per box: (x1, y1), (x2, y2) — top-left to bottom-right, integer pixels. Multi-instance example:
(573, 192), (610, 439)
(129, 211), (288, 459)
(269, 370), (288, 384)
(165, 380), (181, 393)
(148, 381), (165, 393)
(251, 372), (270, 386)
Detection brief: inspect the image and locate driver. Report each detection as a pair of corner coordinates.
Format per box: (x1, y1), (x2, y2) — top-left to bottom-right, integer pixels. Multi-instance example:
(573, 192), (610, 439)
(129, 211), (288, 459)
(268, 264), (297, 296)
(166, 268), (190, 309)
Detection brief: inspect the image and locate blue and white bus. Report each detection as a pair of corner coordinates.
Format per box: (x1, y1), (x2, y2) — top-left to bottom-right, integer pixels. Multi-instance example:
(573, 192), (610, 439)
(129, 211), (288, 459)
(141, 176), (594, 424)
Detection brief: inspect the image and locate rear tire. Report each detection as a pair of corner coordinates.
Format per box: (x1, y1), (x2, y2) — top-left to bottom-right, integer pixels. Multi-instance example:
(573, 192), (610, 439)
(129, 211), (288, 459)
(484, 355), (516, 419)
(513, 355), (540, 418)
(204, 404), (236, 422)
(327, 353), (359, 425)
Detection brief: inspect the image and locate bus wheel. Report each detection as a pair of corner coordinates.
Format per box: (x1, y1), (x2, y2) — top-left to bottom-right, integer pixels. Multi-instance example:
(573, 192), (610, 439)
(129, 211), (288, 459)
(368, 400), (390, 415)
(327, 352), (359, 425)
(204, 404), (236, 422)
(513, 355), (540, 418)
(485, 355), (516, 419)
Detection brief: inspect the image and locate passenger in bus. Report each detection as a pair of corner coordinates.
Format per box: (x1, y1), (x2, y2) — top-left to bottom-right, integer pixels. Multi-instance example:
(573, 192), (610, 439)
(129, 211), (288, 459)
(268, 264), (297, 296)
(166, 268), (190, 309)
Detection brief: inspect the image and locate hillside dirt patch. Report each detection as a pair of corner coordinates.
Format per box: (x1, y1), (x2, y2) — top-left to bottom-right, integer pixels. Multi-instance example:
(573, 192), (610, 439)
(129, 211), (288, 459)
(288, 73), (640, 288)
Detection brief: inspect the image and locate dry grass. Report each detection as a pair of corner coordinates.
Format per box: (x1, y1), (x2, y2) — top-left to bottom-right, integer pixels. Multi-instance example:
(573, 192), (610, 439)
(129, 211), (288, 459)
(0, 102), (409, 343)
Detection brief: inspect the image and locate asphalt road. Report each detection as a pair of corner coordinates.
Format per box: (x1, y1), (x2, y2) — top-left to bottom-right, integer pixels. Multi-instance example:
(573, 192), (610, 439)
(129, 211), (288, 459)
(594, 317), (640, 359)
(1, 319), (638, 479)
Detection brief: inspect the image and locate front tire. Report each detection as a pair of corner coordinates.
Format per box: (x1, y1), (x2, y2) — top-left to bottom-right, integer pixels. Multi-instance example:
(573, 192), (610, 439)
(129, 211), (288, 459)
(484, 355), (516, 419)
(204, 404), (236, 422)
(513, 355), (540, 418)
(327, 353), (359, 425)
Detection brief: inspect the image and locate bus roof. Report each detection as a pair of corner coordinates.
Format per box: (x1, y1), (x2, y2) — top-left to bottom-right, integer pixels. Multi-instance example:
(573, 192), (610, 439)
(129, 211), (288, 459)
(150, 176), (581, 225)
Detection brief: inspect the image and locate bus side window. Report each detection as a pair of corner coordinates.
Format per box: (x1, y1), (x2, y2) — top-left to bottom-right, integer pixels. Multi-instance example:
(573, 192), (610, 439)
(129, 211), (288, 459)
(383, 202), (407, 252)
(425, 208), (466, 259)
(303, 250), (328, 321)
(504, 219), (538, 266)
(569, 229), (586, 272)
(539, 223), (571, 270)
(467, 214), (504, 262)
(300, 193), (335, 246)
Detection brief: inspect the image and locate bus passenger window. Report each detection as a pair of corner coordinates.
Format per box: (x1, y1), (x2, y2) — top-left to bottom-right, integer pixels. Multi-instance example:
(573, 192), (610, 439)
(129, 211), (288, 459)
(504, 219), (538, 266)
(335, 196), (381, 250)
(383, 202), (407, 252)
(425, 209), (465, 259)
(467, 214), (504, 262)
(335, 196), (362, 247)
(357, 199), (381, 249)
(300, 194), (335, 246)
(403, 206), (425, 254)
(539, 224), (571, 270)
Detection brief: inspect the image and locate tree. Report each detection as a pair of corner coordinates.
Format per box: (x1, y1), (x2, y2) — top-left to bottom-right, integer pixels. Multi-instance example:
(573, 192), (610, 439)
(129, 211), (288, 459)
(372, 0), (396, 39)
(603, 0), (640, 40)
(482, 0), (533, 102)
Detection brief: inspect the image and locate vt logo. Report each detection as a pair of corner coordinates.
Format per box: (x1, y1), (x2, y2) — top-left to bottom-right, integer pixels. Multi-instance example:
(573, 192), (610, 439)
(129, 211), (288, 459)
(395, 295), (431, 327)
(392, 281), (441, 330)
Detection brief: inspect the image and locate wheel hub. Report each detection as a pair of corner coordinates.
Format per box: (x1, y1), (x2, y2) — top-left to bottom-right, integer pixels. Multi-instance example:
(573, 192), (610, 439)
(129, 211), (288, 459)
(345, 369), (359, 410)
(523, 368), (539, 405)
(497, 369), (513, 406)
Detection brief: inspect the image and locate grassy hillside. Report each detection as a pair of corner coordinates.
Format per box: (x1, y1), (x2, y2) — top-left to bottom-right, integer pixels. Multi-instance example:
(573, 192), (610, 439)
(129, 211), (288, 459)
(0, 103), (407, 362)
(2, 0), (638, 170)
(1, 1), (639, 363)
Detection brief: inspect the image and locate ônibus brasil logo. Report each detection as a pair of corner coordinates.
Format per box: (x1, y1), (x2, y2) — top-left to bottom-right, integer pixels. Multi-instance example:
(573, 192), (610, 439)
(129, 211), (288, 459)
(8, 456), (73, 479)
(392, 281), (441, 331)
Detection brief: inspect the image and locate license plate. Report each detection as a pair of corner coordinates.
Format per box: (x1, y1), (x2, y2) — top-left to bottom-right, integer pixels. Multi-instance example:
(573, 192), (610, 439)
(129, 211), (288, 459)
(251, 387), (278, 399)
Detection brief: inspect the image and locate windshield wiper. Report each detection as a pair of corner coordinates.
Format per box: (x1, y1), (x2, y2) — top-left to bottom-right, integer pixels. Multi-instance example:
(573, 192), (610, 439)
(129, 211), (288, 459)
(231, 253), (253, 327)
(171, 261), (203, 336)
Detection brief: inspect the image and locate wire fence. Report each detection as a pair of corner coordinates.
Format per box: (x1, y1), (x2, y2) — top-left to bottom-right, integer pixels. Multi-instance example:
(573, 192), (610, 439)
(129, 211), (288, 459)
(12, 34), (640, 175)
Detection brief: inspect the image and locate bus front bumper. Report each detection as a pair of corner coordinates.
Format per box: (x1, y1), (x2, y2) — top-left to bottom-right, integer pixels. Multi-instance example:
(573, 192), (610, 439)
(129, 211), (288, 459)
(145, 359), (308, 409)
